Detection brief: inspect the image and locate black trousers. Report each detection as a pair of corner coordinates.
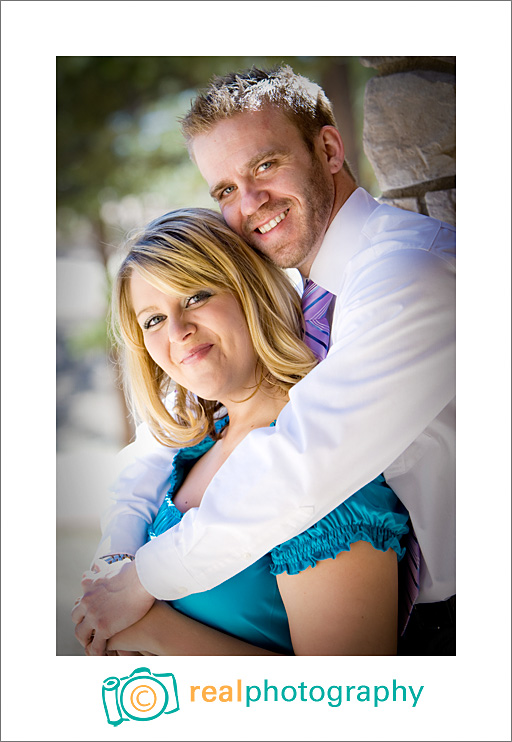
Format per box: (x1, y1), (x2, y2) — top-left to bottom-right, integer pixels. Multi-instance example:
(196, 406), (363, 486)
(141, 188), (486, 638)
(398, 595), (456, 656)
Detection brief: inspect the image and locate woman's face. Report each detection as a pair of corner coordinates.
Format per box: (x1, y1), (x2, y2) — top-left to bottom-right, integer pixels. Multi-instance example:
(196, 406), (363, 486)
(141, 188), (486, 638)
(129, 271), (260, 403)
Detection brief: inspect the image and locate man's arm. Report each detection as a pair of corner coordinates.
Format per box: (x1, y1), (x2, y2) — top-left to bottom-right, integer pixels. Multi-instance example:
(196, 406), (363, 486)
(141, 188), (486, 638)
(92, 419), (177, 564)
(135, 246), (455, 599)
(72, 420), (176, 656)
(75, 244), (454, 651)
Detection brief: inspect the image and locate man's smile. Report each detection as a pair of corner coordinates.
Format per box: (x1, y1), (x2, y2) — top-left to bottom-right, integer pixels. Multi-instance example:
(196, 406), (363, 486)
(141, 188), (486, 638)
(255, 209), (289, 234)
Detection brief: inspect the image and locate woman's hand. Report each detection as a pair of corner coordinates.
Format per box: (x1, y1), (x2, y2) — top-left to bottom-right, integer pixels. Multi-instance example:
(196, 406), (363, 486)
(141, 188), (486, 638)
(73, 559), (155, 656)
(106, 600), (171, 655)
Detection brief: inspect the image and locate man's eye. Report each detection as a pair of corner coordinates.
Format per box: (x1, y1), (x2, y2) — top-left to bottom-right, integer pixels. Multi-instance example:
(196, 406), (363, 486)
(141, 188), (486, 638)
(220, 185), (235, 199)
(185, 291), (212, 308)
(257, 161), (273, 173)
(143, 315), (165, 330)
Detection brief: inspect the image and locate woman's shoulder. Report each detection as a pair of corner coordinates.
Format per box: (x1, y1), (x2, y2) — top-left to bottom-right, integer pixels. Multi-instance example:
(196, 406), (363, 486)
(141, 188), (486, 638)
(270, 475), (410, 576)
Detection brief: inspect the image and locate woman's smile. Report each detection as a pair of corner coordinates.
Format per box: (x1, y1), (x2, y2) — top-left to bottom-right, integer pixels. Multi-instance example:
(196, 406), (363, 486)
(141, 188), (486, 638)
(180, 343), (214, 365)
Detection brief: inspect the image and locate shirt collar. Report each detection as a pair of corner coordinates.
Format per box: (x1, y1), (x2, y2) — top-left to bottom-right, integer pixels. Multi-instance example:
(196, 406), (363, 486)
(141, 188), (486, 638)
(309, 187), (380, 295)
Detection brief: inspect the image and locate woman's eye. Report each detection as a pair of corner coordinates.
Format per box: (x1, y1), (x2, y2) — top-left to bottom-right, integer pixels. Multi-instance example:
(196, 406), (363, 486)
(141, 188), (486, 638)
(143, 315), (165, 330)
(185, 291), (212, 308)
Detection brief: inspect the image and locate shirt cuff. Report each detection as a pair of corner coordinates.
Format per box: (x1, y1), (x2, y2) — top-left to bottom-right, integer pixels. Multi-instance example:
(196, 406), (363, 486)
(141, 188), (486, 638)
(93, 514), (149, 566)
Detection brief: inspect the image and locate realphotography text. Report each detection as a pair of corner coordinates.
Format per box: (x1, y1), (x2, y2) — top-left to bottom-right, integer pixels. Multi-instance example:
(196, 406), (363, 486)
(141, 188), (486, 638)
(190, 678), (424, 708)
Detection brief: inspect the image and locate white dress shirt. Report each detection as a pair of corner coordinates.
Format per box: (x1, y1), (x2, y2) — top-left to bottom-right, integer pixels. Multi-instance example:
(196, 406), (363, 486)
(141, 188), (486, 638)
(96, 188), (455, 604)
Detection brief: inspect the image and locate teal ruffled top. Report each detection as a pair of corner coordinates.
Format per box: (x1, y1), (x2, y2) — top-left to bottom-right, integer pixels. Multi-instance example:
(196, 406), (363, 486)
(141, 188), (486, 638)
(147, 418), (409, 655)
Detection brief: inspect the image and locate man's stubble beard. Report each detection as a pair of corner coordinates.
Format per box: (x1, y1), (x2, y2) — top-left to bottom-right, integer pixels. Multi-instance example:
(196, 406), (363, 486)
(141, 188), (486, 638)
(246, 155), (334, 271)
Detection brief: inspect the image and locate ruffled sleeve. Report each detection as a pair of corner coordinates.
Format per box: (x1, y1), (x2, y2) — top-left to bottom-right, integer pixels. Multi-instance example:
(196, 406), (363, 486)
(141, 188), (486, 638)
(270, 475), (409, 576)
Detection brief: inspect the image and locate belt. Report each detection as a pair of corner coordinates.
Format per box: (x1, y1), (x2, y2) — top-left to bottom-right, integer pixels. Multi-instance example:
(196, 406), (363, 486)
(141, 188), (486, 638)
(398, 595), (456, 655)
(410, 595), (456, 631)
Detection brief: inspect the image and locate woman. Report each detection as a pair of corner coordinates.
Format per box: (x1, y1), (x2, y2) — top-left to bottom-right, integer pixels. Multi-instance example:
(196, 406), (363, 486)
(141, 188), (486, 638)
(106, 207), (409, 656)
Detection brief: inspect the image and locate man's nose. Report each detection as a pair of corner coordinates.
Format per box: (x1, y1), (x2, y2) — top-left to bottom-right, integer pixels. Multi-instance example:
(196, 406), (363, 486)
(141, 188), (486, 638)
(240, 182), (269, 217)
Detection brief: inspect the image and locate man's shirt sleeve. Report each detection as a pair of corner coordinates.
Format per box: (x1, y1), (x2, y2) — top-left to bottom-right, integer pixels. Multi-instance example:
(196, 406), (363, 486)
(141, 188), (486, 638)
(135, 245), (455, 600)
(93, 420), (176, 563)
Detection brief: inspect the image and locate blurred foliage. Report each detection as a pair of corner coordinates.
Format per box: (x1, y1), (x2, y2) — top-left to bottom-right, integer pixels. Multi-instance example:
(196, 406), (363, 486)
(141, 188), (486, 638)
(57, 56), (376, 254)
(57, 57), (376, 445)
(67, 318), (110, 358)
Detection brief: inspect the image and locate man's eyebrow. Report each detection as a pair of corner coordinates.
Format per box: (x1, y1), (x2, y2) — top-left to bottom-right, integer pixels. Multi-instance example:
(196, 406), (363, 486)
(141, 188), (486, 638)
(246, 149), (283, 171)
(209, 149), (286, 199)
(209, 180), (229, 199)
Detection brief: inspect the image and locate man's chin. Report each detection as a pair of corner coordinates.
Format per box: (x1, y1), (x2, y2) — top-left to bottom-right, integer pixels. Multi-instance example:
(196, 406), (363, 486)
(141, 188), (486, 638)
(243, 225), (311, 268)
(261, 245), (309, 271)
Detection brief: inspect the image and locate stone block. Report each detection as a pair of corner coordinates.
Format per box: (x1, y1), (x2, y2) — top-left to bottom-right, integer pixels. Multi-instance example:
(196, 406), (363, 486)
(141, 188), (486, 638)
(425, 189), (456, 226)
(360, 57), (455, 71)
(363, 71), (455, 191)
(378, 196), (421, 213)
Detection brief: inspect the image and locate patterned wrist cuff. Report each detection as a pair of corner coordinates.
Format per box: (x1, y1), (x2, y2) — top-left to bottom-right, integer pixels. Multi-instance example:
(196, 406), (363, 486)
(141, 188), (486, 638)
(99, 553), (135, 564)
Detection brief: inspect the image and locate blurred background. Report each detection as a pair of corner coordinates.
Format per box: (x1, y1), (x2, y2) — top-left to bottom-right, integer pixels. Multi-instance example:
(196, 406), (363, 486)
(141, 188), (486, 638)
(56, 56), (378, 655)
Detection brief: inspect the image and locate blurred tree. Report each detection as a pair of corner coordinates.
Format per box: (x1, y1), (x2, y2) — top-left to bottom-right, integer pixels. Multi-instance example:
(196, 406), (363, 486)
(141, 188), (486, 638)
(57, 56), (375, 246)
(57, 57), (375, 446)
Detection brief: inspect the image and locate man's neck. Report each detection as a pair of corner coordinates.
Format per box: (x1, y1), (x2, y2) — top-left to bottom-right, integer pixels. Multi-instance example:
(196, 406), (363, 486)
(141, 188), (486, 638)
(299, 171), (357, 279)
(328, 169), (358, 230)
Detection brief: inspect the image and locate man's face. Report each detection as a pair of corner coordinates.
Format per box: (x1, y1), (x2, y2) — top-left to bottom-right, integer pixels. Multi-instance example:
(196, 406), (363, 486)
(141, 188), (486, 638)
(191, 108), (335, 274)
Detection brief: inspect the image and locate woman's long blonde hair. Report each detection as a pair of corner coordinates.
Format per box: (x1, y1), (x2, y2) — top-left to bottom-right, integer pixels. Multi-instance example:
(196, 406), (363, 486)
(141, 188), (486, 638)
(112, 207), (317, 447)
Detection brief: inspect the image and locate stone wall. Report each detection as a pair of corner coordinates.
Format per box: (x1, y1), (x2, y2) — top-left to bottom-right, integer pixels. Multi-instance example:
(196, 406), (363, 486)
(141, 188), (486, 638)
(360, 57), (455, 226)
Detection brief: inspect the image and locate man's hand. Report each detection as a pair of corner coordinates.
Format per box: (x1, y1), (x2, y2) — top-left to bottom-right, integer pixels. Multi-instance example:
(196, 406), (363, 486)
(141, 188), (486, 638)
(71, 559), (155, 656)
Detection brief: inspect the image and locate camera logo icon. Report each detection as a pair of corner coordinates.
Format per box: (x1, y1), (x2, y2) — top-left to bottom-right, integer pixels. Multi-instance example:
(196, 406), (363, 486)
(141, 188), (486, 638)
(102, 667), (179, 725)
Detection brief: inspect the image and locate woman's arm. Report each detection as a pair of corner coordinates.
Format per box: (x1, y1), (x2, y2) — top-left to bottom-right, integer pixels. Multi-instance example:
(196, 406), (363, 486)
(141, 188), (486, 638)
(277, 540), (398, 655)
(106, 600), (280, 656)
(106, 540), (398, 656)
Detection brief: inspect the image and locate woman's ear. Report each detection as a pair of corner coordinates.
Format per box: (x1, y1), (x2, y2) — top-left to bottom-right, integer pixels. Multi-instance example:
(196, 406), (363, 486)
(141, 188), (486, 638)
(316, 126), (345, 174)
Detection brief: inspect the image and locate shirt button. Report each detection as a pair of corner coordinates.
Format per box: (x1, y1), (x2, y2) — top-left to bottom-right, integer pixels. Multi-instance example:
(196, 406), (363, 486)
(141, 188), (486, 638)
(243, 553), (252, 560)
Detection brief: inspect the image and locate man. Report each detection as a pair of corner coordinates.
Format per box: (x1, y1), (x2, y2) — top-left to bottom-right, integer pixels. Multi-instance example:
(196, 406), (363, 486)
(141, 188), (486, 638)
(73, 65), (455, 655)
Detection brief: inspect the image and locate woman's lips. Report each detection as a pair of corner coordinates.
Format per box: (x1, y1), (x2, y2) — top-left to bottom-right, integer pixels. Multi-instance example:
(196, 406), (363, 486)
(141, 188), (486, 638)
(181, 344), (214, 365)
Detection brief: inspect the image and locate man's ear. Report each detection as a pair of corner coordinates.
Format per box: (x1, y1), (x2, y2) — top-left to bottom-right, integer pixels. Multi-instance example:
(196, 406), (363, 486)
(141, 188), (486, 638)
(317, 126), (345, 174)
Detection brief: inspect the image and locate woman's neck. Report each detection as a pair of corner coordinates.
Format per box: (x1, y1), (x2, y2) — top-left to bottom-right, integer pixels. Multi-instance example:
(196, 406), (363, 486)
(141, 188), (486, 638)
(219, 383), (288, 455)
(172, 382), (288, 514)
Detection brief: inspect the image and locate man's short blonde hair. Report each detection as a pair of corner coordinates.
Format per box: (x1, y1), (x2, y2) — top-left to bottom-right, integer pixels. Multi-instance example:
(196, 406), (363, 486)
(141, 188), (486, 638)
(180, 65), (355, 178)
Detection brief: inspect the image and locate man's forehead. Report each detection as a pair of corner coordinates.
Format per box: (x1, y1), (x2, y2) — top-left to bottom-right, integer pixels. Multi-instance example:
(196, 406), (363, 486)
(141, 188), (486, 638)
(191, 109), (301, 178)
(194, 108), (299, 150)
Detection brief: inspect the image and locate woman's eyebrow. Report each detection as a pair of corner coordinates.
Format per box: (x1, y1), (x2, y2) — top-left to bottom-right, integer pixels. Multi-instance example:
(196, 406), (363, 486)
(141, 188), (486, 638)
(136, 306), (160, 319)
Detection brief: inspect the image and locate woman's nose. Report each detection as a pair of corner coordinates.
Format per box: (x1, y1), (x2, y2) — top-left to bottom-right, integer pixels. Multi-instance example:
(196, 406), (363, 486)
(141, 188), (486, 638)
(167, 314), (195, 344)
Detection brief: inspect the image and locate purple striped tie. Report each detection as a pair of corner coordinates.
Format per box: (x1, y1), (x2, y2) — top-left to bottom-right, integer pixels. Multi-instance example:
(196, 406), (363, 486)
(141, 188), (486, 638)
(399, 523), (421, 635)
(301, 280), (334, 361)
(302, 279), (420, 633)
